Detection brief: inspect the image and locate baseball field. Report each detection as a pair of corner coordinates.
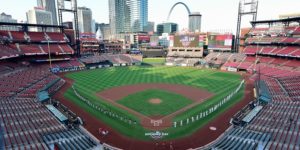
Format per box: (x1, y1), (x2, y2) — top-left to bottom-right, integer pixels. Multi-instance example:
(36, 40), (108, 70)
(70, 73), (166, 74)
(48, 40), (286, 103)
(63, 66), (244, 140)
(142, 58), (166, 65)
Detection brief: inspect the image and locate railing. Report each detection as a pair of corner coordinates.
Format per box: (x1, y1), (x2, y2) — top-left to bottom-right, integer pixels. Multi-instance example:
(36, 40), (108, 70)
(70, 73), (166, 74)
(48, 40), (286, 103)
(173, 80), (245, 128)
(71, 85), (138, 125)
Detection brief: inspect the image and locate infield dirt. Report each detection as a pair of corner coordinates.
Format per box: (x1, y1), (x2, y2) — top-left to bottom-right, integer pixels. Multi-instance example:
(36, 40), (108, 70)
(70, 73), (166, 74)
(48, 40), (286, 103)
(54, 73), (253, 150)
(96, 83), (213, 130)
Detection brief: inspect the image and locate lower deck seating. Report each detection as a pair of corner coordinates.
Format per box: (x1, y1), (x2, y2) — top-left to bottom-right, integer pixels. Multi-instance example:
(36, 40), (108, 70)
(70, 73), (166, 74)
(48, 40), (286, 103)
(204, 53), (246, 67)
(52, 60), (84, 69)
(0, 97), (66, 149)
(203, 75), (300, 150)
(0, 65), (51, 97)
(0, 44), (20, 59)
(18, 74), (60, 98)
(0, 63), (100, 149)
(80, 54), (143, 65)
(43, 129), (98, 150)
(278, 76), (300, 102)
(246, 101), (300, 150)
(209, 127), (271, 150)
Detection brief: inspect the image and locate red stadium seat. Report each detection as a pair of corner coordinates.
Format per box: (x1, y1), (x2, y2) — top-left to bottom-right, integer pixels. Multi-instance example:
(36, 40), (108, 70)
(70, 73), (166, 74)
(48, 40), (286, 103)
(27, 32), (47, 42)
(46, 32), (68, 42)
(10, 31), (26, 41)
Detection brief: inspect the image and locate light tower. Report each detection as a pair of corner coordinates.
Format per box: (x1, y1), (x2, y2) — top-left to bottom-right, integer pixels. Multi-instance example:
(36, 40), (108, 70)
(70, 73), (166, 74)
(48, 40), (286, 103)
(234, 0), (258, 53)
(57, 0), (80, 57)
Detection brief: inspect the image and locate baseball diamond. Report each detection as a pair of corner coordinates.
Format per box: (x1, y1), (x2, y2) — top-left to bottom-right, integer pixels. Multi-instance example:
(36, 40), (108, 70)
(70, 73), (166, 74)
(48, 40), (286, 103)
(61, 66), (244, 139)
(2, 1), (300, 150)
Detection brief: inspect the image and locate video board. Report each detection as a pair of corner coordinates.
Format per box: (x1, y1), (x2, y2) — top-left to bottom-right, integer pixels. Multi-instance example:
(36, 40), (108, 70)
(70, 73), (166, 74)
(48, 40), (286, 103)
(208, 34), (233, 50)
(172, 34), (204, 47)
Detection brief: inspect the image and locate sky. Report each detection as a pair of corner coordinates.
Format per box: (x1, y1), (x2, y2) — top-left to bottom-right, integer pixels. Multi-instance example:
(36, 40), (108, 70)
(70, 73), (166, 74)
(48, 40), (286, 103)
(0, 0), (299, 32)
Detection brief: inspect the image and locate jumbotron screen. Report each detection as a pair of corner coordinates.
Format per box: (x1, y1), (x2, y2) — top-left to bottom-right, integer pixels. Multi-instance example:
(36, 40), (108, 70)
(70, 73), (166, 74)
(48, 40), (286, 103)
(172, 34), (204, 48)
(138, 35), (150, 44)
(208, 34), (233, 50)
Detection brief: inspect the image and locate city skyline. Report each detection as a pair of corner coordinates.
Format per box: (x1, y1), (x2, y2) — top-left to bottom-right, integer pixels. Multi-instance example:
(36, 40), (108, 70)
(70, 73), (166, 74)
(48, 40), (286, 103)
(0, 0), (299, 32)
(109, 0), (148, 34)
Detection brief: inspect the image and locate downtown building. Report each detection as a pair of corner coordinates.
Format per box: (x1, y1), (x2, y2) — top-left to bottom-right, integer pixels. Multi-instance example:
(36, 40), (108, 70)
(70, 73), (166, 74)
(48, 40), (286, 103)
(156, 22), (178, 36)
(26, 7), (53, 31)
(77, 7), (93, 33)
(145, 21), (155, 33)
(189, 12), (202, 32)
(109, 0), (148, 36)
(37, 0), (58, 25)
(96, 23), (111, 40)
(0, 12), (18, 31)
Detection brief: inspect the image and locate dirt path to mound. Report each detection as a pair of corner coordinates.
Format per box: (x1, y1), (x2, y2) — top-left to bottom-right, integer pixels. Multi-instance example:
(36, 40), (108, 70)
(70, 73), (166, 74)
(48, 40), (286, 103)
(54, 73), (254, 150)
(96, 83), (213, 130)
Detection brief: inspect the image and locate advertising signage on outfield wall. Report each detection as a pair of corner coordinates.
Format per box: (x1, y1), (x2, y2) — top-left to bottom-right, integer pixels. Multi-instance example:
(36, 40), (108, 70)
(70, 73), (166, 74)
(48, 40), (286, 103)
(171, 34), (205, 48)
(208, 34), (233, 50)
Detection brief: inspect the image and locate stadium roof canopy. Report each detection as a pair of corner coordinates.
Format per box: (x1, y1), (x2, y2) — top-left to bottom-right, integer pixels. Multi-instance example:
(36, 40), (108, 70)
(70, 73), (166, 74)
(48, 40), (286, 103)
(0, 22), (65, 30)
(251, 17), (300, 26)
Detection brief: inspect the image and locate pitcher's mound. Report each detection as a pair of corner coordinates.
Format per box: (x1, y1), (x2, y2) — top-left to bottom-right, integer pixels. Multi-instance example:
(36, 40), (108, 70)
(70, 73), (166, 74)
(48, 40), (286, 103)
(149, 98), (162, 104)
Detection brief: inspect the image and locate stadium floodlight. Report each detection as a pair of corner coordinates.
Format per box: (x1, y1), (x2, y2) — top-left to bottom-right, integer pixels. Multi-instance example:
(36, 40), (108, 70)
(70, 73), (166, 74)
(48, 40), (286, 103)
(234, 0), (258, 53)
(57, 0), (80, 57)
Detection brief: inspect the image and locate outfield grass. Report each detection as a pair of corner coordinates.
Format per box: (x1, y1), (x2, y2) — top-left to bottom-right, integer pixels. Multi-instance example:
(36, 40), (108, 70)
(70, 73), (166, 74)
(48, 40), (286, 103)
(165, 86), (244, 139)
(64, 66), (243, 140)
(118, 89), (193, 116)
(142, 58), (166, 65)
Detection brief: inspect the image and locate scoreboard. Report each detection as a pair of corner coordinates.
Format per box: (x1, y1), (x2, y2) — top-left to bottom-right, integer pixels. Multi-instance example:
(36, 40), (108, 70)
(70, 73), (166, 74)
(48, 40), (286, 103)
(208, 34), (233, 50)
(138, 35), (150, 44)
(170, 34), (205, 48)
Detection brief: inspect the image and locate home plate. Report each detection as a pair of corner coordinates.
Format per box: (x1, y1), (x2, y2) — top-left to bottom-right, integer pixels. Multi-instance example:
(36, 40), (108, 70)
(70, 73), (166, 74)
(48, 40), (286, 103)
(209, 127), (217, 131)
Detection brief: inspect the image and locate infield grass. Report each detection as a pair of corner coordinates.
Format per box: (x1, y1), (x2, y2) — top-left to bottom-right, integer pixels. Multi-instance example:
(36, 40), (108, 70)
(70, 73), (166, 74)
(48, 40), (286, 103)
(64, 66), (243, 140)
(117, 89), (193, 116)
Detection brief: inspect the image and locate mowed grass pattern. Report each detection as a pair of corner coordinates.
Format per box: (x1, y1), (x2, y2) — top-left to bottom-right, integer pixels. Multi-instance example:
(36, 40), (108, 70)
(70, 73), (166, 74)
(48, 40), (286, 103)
(67, 66), (241, 94)
(117, 89), (193, 116)
(142, 58), (166, 65)
(64, 66), (243, 139)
